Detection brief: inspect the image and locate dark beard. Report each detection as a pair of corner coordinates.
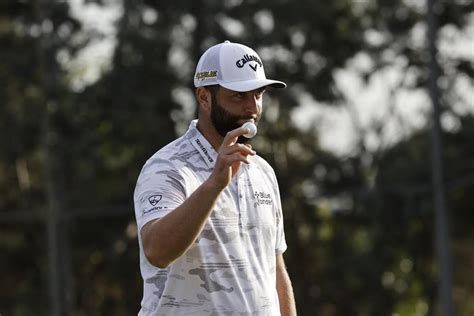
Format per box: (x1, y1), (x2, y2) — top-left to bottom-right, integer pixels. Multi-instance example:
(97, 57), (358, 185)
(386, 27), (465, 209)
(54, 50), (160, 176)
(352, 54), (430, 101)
(210, 93), (254, 144)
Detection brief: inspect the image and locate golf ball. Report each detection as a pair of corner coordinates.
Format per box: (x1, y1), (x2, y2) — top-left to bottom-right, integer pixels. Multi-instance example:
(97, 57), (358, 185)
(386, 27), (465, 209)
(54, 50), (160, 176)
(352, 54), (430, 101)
(242, 122), (257, 138)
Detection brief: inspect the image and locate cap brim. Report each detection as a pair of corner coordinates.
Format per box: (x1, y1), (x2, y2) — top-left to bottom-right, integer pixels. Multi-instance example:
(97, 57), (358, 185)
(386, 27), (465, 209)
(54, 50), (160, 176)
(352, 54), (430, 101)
(219, 79), (286, 92)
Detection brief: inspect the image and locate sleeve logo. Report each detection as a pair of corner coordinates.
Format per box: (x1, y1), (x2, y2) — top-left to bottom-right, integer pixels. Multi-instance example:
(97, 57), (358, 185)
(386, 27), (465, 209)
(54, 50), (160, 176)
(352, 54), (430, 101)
(148, 195), (163, 206)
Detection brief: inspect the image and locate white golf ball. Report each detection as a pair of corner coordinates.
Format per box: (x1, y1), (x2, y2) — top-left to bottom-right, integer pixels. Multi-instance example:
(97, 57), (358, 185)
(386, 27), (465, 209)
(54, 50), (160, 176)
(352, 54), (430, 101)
(242, 122), (257, 138)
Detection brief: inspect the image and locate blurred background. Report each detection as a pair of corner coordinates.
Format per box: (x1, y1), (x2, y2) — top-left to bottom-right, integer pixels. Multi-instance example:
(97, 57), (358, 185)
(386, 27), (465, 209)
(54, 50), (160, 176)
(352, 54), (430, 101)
(1, 0), (473, 315)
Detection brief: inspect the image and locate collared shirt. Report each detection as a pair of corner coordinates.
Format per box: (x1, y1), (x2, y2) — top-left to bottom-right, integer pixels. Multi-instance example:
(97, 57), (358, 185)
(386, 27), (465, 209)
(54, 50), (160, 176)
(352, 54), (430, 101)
(134, 120), (287, 316)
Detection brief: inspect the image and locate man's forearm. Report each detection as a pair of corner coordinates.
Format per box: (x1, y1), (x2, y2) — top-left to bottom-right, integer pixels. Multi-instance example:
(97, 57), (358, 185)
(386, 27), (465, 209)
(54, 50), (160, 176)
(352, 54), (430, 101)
(276, 255), (297, 316)
(141, 178), (223, 268)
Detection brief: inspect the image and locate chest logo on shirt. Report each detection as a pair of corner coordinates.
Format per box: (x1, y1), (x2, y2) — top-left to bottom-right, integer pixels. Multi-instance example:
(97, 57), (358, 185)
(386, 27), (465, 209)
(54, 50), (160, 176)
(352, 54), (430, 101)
(148, 195), (162, 206)
(254, 191), (273, 207)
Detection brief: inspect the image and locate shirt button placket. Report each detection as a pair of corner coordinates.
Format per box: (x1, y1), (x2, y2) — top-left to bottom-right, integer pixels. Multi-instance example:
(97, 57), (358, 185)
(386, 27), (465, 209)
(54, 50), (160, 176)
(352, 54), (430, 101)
(238, 170), (247, 228)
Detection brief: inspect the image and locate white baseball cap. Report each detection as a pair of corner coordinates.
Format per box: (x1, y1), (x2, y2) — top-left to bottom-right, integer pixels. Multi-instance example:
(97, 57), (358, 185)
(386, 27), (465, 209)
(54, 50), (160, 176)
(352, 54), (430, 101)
(194, 41), (286, 92)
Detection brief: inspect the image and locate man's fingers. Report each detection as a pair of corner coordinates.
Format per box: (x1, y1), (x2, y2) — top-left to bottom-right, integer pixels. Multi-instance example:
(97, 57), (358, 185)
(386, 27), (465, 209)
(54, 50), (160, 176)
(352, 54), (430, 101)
(220, 143), (256, 157)
(221, 152), (252, 166)
(217, 145), (255, 166)
(221, 127), (249, 147)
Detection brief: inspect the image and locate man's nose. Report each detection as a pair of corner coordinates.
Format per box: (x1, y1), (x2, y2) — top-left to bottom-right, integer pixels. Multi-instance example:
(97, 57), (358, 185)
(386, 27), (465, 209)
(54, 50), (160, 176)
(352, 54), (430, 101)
(244, 95), (260, 113)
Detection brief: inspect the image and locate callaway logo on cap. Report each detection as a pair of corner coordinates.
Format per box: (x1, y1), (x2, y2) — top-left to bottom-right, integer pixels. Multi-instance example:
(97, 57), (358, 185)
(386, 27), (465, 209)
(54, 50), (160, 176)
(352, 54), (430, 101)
(194, 40), (286, 92)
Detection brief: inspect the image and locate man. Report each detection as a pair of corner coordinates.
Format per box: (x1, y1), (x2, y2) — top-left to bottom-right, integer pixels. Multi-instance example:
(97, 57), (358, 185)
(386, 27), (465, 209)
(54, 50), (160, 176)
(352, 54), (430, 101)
(134, 41), (297, 315)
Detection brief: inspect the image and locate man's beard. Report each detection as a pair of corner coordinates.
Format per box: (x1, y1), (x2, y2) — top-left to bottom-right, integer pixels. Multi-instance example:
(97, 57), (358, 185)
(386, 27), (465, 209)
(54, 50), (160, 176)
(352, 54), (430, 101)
(210, 94), (258, 144)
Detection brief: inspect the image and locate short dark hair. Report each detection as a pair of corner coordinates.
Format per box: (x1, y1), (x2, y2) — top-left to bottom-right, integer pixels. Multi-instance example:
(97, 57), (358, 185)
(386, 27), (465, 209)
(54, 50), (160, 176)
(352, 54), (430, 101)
(205, 85), (220, 97)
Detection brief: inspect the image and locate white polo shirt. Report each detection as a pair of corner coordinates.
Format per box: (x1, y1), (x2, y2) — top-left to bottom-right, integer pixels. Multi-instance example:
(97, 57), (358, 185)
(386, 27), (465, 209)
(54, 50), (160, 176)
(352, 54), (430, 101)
(134, 120), (287, 316)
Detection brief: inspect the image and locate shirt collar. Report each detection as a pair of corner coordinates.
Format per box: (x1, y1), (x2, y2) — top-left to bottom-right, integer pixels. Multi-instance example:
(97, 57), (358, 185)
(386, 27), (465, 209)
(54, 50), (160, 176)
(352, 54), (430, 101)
(187, 120), (218, 168)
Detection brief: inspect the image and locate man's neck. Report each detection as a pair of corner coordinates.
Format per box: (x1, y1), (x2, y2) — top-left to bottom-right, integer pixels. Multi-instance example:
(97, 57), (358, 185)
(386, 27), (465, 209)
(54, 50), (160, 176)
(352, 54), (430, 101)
(196, 119), (223, 151)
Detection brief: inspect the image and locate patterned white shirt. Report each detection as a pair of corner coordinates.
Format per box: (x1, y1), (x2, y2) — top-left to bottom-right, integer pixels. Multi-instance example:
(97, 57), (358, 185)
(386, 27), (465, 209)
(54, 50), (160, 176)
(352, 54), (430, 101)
(134, 120), (287, 315)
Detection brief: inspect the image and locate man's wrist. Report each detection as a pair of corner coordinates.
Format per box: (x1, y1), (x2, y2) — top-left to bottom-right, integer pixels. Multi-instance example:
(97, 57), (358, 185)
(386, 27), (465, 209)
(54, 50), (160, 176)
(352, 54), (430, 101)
(202, 177), (226, 196)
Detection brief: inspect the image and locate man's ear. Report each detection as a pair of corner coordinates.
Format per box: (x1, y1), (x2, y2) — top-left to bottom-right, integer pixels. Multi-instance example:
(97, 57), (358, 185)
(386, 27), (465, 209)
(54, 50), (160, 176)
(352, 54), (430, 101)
(196, 87), (212, 113)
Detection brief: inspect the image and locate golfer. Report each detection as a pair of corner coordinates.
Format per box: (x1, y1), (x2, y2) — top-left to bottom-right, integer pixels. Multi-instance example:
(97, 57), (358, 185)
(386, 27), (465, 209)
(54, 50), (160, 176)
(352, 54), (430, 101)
(134, 41), (297, 315)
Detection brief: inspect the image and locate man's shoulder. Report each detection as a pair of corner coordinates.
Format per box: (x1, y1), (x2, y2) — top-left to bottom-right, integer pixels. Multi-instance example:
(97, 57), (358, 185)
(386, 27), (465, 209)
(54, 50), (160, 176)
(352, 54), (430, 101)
(152, 135), (189, 159)
(141, 134), (198, 172)
(251, 154), (274, 171)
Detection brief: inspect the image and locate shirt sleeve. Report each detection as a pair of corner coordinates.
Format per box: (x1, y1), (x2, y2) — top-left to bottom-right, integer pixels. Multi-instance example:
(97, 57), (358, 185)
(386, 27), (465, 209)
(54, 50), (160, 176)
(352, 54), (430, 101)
(272, 171), (287, 255)
(134, 158), (186, 232)
(275, 199), (287, 255)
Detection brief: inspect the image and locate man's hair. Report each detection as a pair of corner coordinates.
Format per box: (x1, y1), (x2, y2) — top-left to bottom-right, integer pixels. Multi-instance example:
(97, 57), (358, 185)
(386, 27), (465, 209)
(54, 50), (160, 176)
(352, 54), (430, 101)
(205, 85), (220, 98)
